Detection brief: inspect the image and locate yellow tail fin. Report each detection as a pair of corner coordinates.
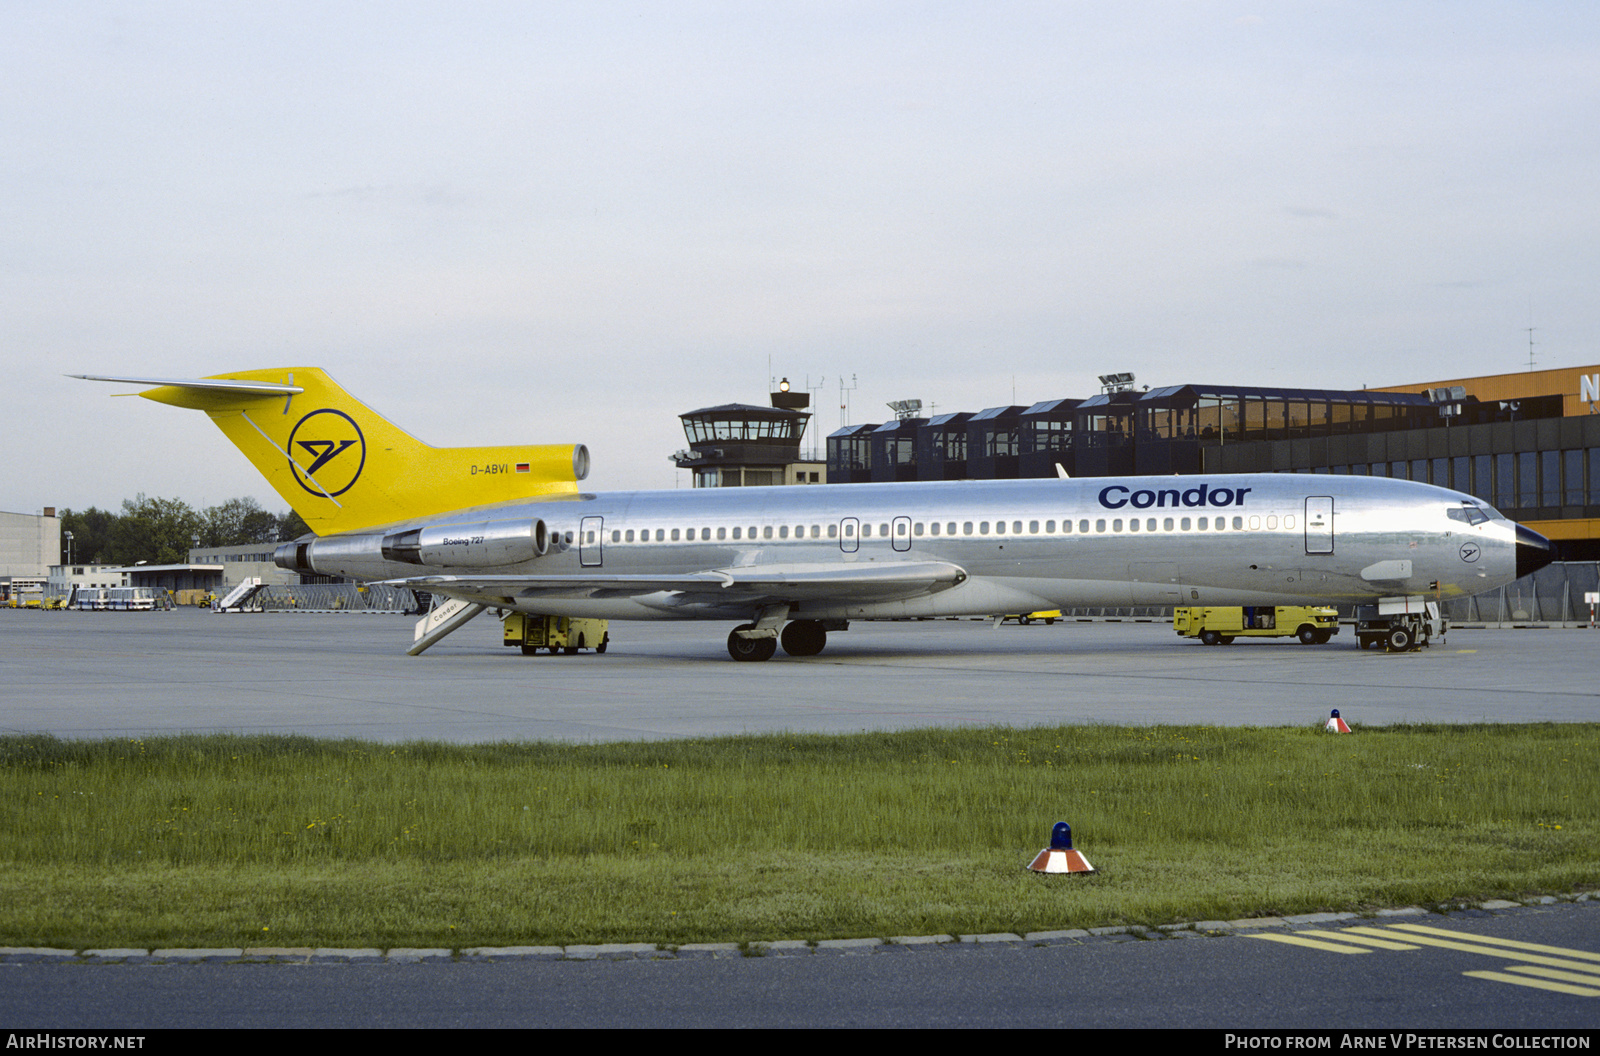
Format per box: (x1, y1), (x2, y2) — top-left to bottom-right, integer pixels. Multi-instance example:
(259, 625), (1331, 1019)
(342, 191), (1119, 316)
(92, 368), (586, 535)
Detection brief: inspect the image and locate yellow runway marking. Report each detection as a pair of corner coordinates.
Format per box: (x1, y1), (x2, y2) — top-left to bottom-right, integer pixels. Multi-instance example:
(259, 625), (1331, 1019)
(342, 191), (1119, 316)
(1383, 922), (1600, 963)
(1246, 933), (1371, 954)
(1462, 970), (1600, 997)
(1507, 965), (1600, 989)
(1294, 929), (1420, 950)
(1340, 926), (1600, 975)
(1249, 923), (1600, 996)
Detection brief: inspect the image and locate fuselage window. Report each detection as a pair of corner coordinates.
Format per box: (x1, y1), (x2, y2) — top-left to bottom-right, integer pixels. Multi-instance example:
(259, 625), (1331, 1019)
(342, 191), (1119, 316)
(948, 522), (958, 535)
(672, 529), (680, 541)
(963, 522), (974, 535)
(862, 524), (871, 538)
(879, 524), (889, 537)
(827, 524), (837, 538)
(611, 530), (621, 543)
(995, 521), (1005, 535)
(1180, 518), (1190, 531)
(1197, 517), (1208, 530)
(625, 530), (635, 542)
(1147, 519), (1157, 532)
(930, 522), (940, 535)
(1044, 520), (1055, 533)
(779, 525), (789, 539)
(980, 521), (990, 534)
(1112, 519), (1123, 532)
(1095, 519), (1106, 533)
(656, 529), (665, 541)
(763, 526), (773, 540)
(1129, 518), (1140, 532)
(1164, 518), (1174, 531)
(716, 527), (725, 540)
(844, 522), (855, 537)
(1013, 521), (1023, 534)
(1265, 516), (1277, 530)
(1248, 516), (1261, 530)
(1232, 517), (1244, 530)
(749, 526), (757, 539)
(732, 527), (742, 540)
(1284, 515), (1295, 529)
(914, 522), (924, 536)
(565, 531), (575, 544)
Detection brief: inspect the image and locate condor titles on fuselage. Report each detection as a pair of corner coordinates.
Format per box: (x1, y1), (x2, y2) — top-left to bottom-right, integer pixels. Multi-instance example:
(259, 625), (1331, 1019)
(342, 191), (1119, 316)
(77, 369), (1553, 660)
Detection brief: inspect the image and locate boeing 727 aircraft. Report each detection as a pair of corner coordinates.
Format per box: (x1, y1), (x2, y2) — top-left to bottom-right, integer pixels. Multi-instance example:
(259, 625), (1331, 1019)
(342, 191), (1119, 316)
(77, 369), (1553, 660)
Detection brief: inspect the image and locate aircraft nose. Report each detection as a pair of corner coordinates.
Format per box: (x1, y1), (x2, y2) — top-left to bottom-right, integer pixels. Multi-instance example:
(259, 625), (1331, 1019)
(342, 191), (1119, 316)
(1515, 523), (1554, 579)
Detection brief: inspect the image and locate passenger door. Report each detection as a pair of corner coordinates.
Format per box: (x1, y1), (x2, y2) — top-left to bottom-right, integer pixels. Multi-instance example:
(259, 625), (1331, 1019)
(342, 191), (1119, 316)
(1305, 497), (1333, 554)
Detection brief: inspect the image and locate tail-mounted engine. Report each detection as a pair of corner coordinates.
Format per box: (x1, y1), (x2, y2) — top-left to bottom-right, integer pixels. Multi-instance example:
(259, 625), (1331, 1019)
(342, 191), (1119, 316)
(276, 518), (549, 578)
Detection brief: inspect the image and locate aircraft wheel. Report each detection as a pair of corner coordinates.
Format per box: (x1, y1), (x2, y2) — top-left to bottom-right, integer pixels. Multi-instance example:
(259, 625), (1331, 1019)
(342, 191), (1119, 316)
(1198, 630), (1222, 646)
(1386, 626), (1413, 652)
(780, 620), (827, 657)
(1297, 625), (1319, 645)
(727, 625), (777, 662)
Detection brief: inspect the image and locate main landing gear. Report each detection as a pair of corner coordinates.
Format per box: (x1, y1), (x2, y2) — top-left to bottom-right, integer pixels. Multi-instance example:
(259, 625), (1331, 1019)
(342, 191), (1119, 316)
(727, 619), (836, 661)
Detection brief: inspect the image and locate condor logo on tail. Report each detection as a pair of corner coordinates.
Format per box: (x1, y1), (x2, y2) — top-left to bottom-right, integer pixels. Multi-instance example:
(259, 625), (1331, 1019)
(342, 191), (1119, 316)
(288, 408), (366, 498)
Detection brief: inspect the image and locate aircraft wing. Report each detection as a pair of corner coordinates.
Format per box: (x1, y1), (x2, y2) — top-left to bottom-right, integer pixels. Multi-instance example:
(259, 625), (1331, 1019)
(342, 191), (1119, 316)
(384, 561), (968, 604)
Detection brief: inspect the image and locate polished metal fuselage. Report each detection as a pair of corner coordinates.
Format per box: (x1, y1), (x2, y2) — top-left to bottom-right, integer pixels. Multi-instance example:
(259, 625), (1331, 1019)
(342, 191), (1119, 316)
(304, 474), (1527, 622)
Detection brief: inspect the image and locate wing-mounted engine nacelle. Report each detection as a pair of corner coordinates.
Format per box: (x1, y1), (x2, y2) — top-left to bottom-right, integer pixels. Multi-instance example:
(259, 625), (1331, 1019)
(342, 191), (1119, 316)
(275, 518), (549, 578)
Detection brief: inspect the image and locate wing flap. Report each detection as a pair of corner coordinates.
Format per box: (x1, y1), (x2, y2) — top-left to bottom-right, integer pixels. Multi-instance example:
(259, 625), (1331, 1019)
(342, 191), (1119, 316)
(385, 561), (968, 604)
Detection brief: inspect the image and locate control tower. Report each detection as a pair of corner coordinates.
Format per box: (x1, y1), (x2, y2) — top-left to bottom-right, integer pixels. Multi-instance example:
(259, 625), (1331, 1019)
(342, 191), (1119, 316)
(673, 379), (827, 487)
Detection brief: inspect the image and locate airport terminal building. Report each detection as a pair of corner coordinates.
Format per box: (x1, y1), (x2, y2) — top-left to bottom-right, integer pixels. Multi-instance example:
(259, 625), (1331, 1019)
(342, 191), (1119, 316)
(824, 364), (1600, 563)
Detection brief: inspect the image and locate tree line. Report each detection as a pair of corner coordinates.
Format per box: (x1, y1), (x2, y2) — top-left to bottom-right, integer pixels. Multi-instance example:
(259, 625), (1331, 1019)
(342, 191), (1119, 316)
(59, 496), (311, 566)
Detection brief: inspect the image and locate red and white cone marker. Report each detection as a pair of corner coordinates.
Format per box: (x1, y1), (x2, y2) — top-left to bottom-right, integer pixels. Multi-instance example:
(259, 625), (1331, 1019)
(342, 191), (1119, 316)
(1325, 708), (1351, 733)
(1027, 821), (1095, 874)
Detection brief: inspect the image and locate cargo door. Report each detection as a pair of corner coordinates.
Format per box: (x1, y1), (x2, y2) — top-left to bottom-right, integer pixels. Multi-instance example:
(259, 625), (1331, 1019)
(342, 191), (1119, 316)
(1305, 497), (1333, 554)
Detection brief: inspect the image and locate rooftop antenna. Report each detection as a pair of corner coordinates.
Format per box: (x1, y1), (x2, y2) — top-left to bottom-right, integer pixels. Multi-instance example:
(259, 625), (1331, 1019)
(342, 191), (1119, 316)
(1526, 297), (1537, 372)
(839, 374), (858, 429)
(805, 375), (825, 461)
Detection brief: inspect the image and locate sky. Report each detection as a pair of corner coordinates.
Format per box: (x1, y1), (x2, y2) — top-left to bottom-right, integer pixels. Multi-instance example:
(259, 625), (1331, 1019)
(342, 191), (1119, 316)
(4, 2), (1598, 517)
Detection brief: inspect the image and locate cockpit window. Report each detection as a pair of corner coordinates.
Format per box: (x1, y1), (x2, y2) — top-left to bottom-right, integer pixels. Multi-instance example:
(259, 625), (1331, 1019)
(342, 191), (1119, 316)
(1446, 503), (1492, 526)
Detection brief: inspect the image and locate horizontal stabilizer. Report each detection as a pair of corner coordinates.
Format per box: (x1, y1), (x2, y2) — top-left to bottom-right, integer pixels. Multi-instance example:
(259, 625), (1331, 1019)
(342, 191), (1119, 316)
(69, 374), (303, 399)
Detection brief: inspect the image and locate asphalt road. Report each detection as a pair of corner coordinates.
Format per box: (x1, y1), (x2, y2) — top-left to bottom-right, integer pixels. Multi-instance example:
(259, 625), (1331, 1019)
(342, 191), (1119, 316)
(2, 903), (1598, 1029)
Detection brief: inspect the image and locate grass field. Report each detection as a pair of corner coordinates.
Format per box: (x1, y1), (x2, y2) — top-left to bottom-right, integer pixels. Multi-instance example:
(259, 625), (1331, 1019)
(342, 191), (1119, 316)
(1, 724), (1594, 949)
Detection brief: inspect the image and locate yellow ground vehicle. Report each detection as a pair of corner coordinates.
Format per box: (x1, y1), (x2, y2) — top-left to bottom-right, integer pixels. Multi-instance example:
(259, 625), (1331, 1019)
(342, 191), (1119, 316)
(1174, 605), (1339, 646)
(503, 612), (610, 655)
(1003, 610), (1061, 625)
